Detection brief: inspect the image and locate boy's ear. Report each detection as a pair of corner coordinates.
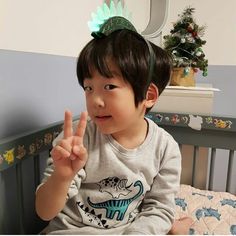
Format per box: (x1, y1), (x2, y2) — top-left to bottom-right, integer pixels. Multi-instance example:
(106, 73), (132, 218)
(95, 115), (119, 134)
(145, 83), (159, 108)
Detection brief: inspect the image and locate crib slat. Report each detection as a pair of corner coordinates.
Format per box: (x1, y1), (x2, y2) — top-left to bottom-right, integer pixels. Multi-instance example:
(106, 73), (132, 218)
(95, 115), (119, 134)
(208, 148), (216, 191)
(34, 154), (40, 190)
(0, 173), (4, 233)
(178, 144), (182, 151)
(192, 146), (199, 187)
(16, 162), (25, 234)
(226, 150), (234, 192)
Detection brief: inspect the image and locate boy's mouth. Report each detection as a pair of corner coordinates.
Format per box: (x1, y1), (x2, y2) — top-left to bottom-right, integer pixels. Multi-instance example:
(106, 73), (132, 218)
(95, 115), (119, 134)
(95, 115), (112, 121)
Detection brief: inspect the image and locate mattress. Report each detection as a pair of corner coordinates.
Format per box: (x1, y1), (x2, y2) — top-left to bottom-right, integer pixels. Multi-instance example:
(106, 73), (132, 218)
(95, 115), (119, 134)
(175, 184), (236, 235)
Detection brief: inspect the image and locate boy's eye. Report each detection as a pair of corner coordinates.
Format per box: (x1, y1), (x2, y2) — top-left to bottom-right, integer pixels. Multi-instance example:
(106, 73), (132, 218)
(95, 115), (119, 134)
(104, 84), (117, 90)
(84, 86), (92, 91)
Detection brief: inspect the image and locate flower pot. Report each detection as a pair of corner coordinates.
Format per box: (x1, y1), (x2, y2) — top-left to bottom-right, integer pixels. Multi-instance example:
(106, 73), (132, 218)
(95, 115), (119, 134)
(170, 67), (195, 87)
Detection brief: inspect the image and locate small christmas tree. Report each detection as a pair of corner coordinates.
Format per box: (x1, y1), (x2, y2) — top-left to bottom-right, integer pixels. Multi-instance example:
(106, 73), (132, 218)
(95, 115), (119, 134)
(163, 6), (208, 77)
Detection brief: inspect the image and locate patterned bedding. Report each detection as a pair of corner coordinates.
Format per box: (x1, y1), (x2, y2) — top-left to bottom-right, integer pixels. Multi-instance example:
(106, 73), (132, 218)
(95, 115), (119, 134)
(175, 184), (236, 235)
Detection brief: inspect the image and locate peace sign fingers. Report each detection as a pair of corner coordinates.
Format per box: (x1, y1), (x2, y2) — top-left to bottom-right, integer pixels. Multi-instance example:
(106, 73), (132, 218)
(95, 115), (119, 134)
(62, 110), (88, 148)
(63, 110), (73, 139)
(52, 110), (88, 177)
(75, 111), (88, 139)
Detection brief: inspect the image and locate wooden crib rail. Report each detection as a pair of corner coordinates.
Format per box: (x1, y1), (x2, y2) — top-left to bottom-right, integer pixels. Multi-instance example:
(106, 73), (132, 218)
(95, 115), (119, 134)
(147, 112), (236, 150)
(0, 121), (63, 234)
(0, 121), (63, 172)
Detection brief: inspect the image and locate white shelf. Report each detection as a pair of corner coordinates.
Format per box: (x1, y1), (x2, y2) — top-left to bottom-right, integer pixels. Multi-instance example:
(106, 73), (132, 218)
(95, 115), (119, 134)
(166, 85), (220, 92)
(153, 84), (218, 115)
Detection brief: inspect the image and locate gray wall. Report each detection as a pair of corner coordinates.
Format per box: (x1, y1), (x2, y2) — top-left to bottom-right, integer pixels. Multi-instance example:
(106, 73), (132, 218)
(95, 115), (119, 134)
(0, 49), (85, 139)
(196, 65), (236, 118)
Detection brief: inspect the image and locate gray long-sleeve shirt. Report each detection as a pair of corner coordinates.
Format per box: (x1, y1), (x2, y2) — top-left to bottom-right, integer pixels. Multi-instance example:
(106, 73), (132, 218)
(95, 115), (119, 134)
(41, 117), (181, 235)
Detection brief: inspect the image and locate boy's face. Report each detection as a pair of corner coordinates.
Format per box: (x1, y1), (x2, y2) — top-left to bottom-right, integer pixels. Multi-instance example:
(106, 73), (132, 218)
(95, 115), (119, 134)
(83, 62), (147, 138)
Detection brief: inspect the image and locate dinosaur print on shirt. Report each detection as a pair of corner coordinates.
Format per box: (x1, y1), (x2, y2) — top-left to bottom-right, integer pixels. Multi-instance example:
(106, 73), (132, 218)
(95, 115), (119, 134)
(88, 180), (143, 221)
(97, 177), (132, 198)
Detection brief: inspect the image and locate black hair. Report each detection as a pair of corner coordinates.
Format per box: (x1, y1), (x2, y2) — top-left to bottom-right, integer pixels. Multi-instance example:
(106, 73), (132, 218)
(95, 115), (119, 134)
(76, 30), (172, 112)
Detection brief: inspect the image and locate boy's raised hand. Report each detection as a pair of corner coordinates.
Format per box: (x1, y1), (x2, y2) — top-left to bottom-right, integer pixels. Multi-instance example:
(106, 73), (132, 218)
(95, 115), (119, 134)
(51, 110), (88, 180)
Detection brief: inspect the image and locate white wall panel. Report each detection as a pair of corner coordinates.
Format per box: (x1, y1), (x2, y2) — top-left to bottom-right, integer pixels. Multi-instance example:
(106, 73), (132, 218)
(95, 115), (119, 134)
(0, 0), (235, 65)
(0, 0), (103, 56)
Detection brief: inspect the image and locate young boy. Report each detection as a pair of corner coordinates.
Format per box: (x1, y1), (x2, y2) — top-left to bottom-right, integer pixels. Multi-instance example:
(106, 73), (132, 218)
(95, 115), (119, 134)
(36, 3), (182, 235)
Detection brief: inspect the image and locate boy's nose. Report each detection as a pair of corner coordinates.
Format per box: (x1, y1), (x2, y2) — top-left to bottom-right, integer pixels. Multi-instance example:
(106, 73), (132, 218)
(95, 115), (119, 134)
(93, 95), (105, 107)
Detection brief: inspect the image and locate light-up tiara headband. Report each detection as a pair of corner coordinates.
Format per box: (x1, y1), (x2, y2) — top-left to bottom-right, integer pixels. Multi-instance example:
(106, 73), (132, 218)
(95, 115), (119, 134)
(88, 0), (155, 89)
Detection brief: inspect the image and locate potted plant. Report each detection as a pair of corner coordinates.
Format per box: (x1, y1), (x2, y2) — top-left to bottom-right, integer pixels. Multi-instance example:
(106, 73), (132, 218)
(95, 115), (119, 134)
(163, 6), (208, 86)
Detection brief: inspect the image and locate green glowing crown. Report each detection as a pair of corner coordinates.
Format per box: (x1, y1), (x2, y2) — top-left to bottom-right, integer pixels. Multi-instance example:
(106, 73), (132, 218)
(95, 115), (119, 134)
(88, 0), (137, 38)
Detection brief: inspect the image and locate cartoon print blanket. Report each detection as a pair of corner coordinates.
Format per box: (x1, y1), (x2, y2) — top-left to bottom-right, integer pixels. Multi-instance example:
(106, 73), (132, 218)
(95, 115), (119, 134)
(175, 184), (236, 235)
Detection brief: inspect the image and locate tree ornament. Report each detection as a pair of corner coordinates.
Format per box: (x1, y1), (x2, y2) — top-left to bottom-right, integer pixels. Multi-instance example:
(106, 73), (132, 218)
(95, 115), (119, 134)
(172, 50), (177, 55)
(187, 23), (194, 32)
(184, 67), (190, 76)
(203, 70), (208, 77)
(192, 31), (197, 38)
(196, 51), (202, 57)
(186, 34), (195, 43)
